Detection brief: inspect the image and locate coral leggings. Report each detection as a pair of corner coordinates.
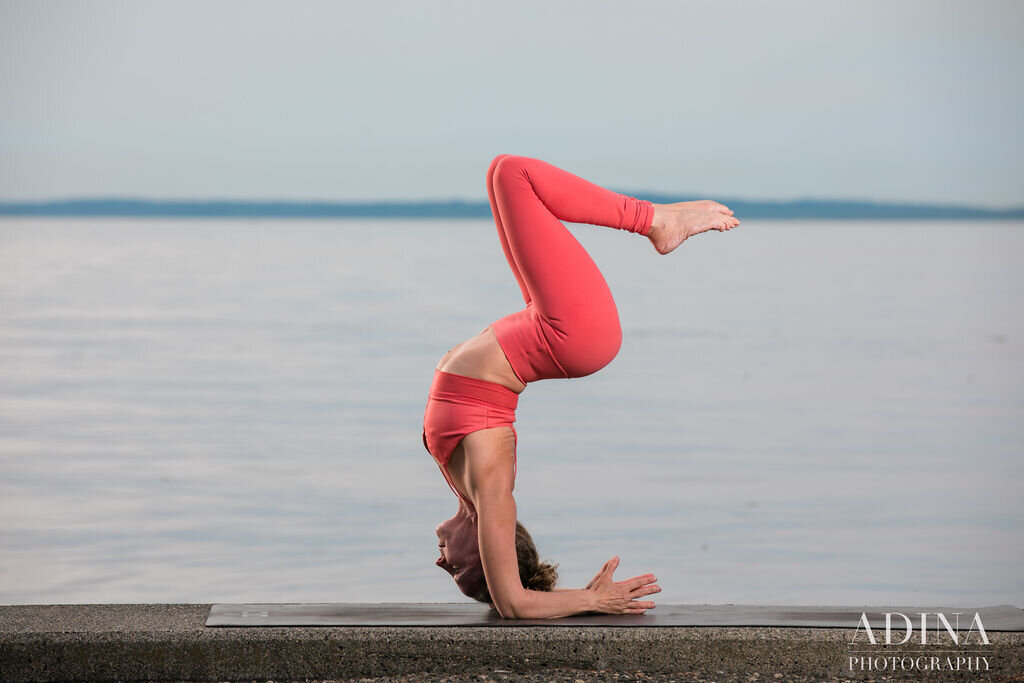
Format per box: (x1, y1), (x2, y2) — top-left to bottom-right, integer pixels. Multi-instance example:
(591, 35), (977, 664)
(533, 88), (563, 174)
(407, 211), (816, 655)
(487, 154), (654, 383)
(422, 154), (654, 498)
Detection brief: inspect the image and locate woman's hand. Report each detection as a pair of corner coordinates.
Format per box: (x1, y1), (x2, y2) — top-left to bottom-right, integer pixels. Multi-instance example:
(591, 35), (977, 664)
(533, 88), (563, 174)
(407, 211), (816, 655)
(585, 556), (660, 614)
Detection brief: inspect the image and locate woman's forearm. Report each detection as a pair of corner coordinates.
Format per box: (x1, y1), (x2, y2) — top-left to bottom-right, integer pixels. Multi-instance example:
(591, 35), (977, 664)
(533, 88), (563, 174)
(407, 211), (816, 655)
(496, 557), (660, 619)
(497, 587), (597, 619)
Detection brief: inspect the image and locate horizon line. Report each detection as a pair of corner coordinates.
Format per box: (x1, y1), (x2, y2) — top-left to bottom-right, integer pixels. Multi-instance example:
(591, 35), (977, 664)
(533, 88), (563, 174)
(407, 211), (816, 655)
(1, 195), (1022, 220)
(2, 193), (1023, 208)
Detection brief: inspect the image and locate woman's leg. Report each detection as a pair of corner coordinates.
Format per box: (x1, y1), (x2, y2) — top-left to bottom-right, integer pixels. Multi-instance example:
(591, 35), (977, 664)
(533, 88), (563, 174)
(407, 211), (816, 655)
(487, 154), (654, 383)
(487, 154), (531, 306)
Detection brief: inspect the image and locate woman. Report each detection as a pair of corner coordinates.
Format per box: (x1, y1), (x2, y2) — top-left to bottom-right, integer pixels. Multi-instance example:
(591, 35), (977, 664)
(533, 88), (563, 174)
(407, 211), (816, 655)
(422, 154), (739, 619)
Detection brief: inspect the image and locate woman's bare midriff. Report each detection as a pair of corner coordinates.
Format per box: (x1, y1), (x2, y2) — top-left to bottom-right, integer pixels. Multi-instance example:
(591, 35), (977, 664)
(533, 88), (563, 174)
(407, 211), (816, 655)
(436, 326), (526, 394)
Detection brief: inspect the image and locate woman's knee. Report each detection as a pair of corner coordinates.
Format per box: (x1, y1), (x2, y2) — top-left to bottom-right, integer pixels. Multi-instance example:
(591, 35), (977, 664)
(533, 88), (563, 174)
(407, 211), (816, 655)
(489, 154), (533, 189)
(487, 154), (513, 188)
(555, 319), (623, 378)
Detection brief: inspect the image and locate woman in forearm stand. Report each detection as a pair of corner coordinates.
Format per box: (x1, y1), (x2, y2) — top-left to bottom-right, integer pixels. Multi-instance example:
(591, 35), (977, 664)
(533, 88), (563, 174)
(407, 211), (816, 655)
(422, 154), (739, 619)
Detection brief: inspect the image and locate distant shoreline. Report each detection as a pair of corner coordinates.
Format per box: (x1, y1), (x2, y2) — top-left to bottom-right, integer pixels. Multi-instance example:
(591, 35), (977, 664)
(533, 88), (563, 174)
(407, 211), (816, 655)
(1, 196), (1022, 220)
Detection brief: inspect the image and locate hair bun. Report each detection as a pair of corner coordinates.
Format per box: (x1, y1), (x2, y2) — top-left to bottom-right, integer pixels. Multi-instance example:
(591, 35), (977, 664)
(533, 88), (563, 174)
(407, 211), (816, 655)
(526, 560), (559, 592)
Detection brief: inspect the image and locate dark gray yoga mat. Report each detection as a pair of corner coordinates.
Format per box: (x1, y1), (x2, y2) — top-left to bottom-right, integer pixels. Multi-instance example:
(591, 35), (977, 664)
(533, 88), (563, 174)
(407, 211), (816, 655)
(206, 602), (1024, 630)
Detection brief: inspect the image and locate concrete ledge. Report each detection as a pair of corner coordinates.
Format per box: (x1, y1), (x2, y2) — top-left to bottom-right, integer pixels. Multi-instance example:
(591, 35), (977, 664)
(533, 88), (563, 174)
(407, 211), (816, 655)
(2, 604), (1022, 682)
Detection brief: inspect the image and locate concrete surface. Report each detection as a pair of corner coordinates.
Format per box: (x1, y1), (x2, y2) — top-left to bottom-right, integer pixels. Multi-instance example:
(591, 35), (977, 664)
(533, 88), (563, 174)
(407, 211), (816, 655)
(1, 604), (1022, 682)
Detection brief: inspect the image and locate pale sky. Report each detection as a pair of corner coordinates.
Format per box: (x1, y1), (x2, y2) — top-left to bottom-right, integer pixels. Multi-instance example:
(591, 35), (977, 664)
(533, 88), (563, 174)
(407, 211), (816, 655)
(2, 0), (1022, 206)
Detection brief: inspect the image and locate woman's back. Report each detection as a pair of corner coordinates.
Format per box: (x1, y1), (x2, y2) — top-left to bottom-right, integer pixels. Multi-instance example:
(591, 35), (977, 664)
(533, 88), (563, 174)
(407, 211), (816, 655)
(434, 325), (526, 394)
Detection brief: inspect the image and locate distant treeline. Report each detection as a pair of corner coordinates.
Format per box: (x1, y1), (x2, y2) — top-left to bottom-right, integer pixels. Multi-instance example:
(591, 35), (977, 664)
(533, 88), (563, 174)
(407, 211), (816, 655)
(1, 196), (1022, 220)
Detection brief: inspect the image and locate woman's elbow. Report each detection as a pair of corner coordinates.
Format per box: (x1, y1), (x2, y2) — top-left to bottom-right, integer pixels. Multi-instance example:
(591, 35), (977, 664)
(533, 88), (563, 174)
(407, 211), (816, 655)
(492, 597), (520, 620)
(490, 589), (525, 619)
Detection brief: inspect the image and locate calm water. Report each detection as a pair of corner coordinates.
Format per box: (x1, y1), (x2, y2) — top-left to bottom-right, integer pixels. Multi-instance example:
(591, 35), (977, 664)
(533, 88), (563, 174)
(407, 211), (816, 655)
(1, 218), (1021, 607)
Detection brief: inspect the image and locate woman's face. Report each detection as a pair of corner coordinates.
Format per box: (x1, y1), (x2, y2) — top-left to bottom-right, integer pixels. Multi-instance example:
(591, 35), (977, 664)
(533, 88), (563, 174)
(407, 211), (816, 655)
(435, 508), (486, 599)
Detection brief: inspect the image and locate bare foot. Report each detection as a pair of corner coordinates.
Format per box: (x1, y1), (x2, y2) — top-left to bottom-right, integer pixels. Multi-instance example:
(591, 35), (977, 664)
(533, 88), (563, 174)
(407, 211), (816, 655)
(647, 201), (740, 255)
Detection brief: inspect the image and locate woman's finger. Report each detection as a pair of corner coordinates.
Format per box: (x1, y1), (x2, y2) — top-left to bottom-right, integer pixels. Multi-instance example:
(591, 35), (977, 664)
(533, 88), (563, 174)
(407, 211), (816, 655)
(631, 585), (661, 598)
(600, 558), (618, 576)
(586, 558), (616, 589)
(621, 573), (657, 590)
(585, 564), (608, 589)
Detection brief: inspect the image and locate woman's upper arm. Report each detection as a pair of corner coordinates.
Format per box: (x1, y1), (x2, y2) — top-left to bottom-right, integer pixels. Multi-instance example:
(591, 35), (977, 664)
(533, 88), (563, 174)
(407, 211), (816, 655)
(461, 429), (525, 618)
(475, 486), (526, 618)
